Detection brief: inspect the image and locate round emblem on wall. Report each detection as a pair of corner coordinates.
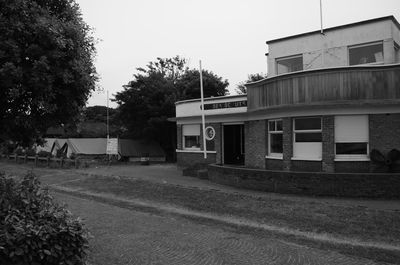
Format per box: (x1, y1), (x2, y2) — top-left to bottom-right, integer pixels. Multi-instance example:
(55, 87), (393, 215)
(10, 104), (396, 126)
(205, 126), (216, 141)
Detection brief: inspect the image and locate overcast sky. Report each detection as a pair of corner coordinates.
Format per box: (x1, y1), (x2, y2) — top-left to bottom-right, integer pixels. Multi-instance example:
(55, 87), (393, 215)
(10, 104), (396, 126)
(76, 0), (400, 108)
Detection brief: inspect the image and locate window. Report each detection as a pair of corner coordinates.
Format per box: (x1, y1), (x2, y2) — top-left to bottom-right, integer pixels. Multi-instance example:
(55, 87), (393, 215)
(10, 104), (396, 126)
(335, 115), (369, 160)
(293, 117), (322, 160)
(348, 42), (383, 65)
(182, 124), (200, 149)
(268, 120), (283, 157)
(276, 55), (303, 75)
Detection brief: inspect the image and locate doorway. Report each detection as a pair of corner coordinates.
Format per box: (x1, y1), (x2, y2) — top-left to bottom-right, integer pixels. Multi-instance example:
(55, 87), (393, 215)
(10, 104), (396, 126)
(223, 124), (245, 165)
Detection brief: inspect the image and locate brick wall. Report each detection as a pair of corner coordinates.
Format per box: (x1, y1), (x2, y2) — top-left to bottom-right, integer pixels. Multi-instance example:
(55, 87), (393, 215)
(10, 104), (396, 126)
(370, 114), (400, 153)
(369, 113), (400, 172)
(265, 158), (283, 170)
(177, 125), (183, 149)
(322, 116), (335, 172)
(208, 164), (400, 198)
(335, 161), (370, 173)
(282, 118), (293, 171)
(213, 124), (223, 164)
(244, 120), (267, 169)
(291, 160), (322, 172)
(177, 152), (216, 169)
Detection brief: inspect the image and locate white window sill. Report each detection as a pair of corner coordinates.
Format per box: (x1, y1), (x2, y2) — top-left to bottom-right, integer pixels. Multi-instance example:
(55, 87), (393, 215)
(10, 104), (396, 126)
(176, 149), (217, 154)
(334, 156), (370, 162)
(265, 155), (283, 160)
(291, 157), (322, 161)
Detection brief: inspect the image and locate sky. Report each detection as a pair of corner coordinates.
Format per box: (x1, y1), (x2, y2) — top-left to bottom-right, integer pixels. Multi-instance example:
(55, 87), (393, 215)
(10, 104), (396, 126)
(76, 0), (400, 108)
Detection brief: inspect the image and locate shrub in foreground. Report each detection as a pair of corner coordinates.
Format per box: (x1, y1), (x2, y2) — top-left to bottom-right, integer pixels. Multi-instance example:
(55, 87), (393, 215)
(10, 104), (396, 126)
(0, 173), (89, 265)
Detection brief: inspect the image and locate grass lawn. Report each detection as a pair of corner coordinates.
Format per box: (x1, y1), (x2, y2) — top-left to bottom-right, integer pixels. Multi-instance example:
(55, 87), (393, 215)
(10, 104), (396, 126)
(62, 175), (400, 246)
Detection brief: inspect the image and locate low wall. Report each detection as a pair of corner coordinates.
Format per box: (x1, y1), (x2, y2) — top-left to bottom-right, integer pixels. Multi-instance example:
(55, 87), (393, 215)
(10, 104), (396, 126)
(208, 164), (400, 198)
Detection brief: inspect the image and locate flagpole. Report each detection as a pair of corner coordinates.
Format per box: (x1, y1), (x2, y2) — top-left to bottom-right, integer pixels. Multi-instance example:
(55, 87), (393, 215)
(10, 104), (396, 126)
(107, 90), (109, 140)
(107, 90), (110, 163)
(199, 60), (207, 159)
(320, 0), (324, 34)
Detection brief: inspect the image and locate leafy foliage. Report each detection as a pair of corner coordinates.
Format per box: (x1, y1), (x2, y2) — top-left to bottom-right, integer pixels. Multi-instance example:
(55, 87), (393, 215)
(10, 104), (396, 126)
(0, 0), (97, 146)
(0, 172), (89, 265)
(235, 73), (266, 94)
(114, 56), (229, 160)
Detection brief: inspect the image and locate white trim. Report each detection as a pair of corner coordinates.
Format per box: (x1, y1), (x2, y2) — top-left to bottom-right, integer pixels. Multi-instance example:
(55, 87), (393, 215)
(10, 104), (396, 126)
(291, 157), (322, 161)
(176, 149), (217, 154)
(176, 106), (400, 125)
(334, 156), (370, 162)
(268, 119), (283, 157)
(265, 155), (283, 160)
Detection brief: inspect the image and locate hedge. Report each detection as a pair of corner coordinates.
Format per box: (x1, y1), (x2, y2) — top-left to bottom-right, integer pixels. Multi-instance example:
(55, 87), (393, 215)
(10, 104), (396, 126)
(0, 172), (89, 265)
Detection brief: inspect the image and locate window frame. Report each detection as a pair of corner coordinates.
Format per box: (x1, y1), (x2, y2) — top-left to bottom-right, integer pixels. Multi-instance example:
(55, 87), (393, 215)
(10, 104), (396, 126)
(276, 54), (303, 75)
(268, 119), (283, 158)
(348, 41), (384, 66)
(292, 117), (322, 160)
(334, 115), (369, 161)
(182, 124), (201, 151)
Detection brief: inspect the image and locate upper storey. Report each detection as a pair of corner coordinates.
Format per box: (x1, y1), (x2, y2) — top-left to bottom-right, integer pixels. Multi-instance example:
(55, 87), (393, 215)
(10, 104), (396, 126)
(266, 16), (400, 77)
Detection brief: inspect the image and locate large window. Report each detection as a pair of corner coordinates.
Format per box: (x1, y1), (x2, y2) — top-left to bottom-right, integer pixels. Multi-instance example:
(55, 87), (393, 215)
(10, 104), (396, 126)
(293, 117), (322, 160)
(335, 115), (369, 160)
(182, 124), (200, 150)
(268, 119), (283, 157)
(349, 42), (383, 65)
(276, 54), (303, 75)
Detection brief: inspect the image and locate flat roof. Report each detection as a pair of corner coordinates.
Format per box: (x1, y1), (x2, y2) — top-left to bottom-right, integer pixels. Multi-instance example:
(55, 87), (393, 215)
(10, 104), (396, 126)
(266, 15), (400, 44)
(175, 94), (246, 105)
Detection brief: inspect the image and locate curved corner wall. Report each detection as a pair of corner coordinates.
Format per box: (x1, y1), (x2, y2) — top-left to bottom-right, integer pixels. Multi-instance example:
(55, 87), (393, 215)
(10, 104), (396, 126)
(247, 64), (400, 112)
(208, 164), (400, 198)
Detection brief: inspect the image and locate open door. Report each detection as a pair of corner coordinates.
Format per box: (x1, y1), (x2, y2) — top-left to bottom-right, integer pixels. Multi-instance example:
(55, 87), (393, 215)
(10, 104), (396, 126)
(223, 124), (244, 165)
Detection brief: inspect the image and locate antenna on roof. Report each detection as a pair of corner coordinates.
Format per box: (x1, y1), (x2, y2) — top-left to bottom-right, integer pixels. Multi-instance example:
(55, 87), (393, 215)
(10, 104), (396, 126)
(320, 0), (324, 34)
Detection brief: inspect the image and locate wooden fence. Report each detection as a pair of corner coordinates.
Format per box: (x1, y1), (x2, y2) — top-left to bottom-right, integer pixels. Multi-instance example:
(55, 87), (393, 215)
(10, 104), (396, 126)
(1, 154), (81, 168)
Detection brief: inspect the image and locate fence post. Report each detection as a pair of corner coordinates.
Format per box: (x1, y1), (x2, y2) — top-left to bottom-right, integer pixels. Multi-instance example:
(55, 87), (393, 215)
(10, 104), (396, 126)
(24, 154), (27, 164)
(35, 155), (38, 167)
(60, 157), (64, 168)
(75, 158), (79, 169)
(15, 154), (17, 163)
(47, 157), (50, 167)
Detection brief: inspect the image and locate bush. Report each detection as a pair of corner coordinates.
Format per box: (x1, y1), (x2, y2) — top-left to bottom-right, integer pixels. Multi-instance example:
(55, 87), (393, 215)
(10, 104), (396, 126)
(0, 173), (89, 265)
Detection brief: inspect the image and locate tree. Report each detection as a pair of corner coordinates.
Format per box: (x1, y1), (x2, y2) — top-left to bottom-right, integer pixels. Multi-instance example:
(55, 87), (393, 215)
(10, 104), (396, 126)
(235, 73), (266, 94)
(114, 56), (229, 160)
(0, 0), (97, 146)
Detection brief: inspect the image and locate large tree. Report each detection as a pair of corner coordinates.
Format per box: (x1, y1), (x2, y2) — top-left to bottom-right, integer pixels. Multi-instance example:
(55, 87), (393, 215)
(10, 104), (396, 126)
(114, 56), (229, 160)
(235, 73), (266, 94)
(0, 0), (97, 146)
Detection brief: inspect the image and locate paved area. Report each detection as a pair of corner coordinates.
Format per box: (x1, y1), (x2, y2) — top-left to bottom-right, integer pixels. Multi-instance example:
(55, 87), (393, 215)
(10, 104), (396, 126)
(55, 192), (382, 265)
(77, 163), (400, 211)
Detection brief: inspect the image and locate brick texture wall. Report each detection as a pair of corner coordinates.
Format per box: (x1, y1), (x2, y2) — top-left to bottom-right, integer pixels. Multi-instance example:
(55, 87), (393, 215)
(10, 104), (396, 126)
(291, 160), (322, 172)
(370, 114), (400, 152)
(282, 118), (293, 171)
(322, 116), (335, 172)
(244, 120), (267, 169)
(335, 161), (370, 173)
(176, 125), (183, 150)
(369, 113), (400, 172)
(265, 159), (283, 170)
(213, 124), (223, 164)
(177, 152), (216, 169)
